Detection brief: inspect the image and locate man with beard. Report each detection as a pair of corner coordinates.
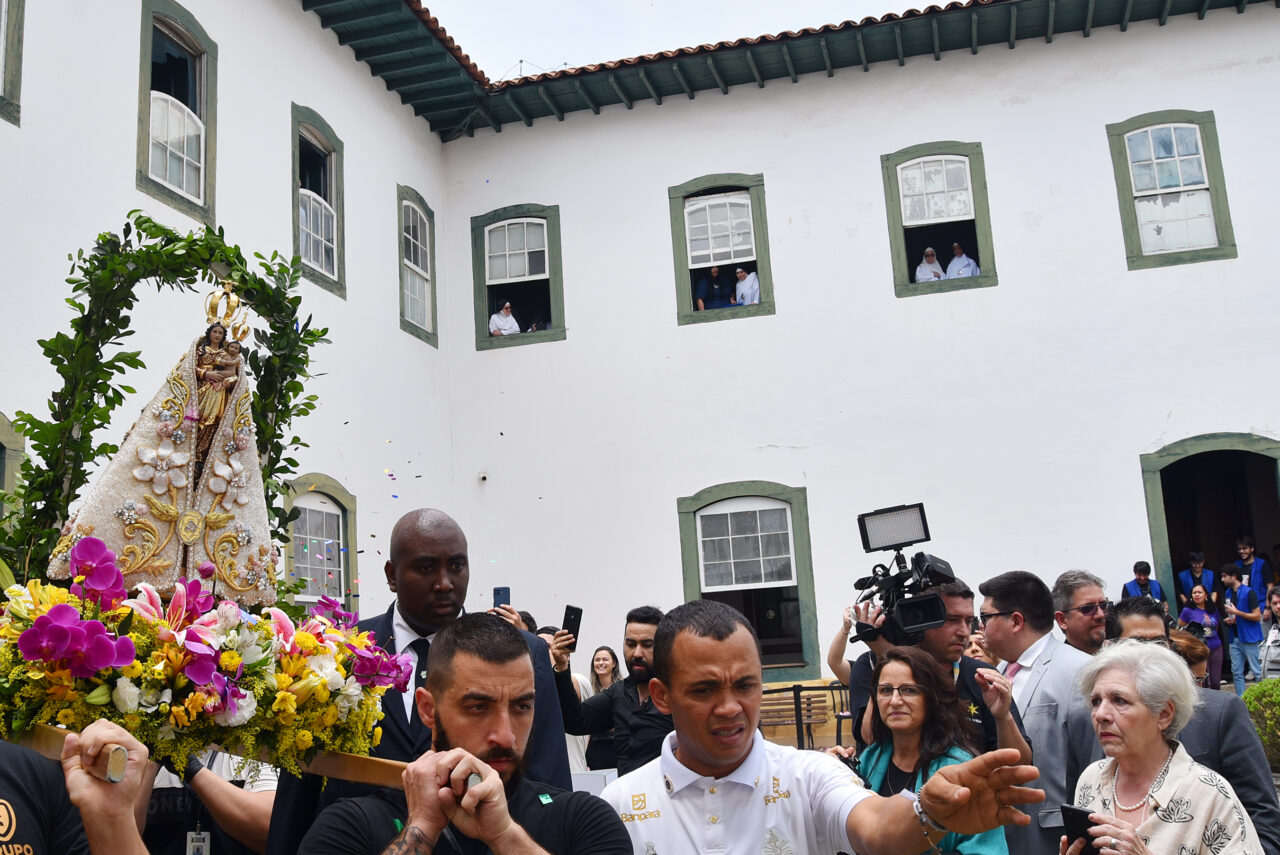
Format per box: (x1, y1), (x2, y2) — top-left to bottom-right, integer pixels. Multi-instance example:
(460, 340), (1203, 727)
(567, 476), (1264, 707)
(267, 509), (570, 854)
(299, 614), (631, 855)
(551, 605), (674, 775)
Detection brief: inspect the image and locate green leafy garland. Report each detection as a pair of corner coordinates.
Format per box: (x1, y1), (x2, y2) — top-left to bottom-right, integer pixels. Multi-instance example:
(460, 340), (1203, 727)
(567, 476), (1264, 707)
(0, 212), (327, 614)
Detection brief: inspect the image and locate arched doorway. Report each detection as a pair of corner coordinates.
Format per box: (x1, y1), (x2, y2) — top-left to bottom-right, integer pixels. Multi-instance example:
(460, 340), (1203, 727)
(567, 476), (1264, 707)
(1141, 433), (1280, 589)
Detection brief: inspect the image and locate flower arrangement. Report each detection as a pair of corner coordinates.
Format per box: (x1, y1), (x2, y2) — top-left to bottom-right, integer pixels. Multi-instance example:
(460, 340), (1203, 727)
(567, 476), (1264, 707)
(0, 537), (409, 775)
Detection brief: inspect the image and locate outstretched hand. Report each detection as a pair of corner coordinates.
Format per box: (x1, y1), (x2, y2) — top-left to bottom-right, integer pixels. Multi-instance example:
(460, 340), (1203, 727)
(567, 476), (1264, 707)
(919, 747), (1044, 834)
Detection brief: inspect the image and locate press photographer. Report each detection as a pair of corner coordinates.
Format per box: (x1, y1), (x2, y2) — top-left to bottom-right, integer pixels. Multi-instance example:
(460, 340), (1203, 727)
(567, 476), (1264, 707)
(826, 504), (1030, 762)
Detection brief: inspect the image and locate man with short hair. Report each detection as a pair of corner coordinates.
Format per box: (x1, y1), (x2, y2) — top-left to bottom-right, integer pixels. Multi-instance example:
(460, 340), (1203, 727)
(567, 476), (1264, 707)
(833, 579), (1031, 763)
(300, 614), (632, 855)
(552, 605), (673, 775)
(1176, 551), (1216, 609)
(978, 571), (1091, 855)
(602, 600), (1044, 854)
(1067, 595), (1280, 855)
(1119, 560), (1168, 613)
(1051, 570), (1109, 655)
(1221, 563), (1264, 696)
(268, 509), (570, 854)
(1237, 535), (1273, 600)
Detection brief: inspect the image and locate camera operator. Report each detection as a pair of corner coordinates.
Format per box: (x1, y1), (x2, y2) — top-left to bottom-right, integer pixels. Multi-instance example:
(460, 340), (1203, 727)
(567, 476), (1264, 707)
(831, 579), (1031, 764)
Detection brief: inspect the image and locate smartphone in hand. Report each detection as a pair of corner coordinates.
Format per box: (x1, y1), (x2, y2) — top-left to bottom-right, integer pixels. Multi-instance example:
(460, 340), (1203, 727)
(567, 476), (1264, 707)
(562, 605), (583, 653)
(493, 586), (511, 609)
(1061, 805), (1096, 848)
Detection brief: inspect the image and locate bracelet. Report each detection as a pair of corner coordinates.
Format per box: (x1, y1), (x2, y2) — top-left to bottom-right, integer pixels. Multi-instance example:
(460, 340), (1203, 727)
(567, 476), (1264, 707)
(912, 798), (946, 854)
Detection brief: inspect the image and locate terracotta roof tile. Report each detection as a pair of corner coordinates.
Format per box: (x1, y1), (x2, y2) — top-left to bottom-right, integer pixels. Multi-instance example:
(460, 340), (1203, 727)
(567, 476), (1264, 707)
(489, 0), (1007, 89)
(402, 0), (490, 87)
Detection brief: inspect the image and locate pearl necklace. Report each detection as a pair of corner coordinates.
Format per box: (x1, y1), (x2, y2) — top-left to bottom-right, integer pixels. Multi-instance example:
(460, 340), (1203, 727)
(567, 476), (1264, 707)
(1112, 747), (1173, 812)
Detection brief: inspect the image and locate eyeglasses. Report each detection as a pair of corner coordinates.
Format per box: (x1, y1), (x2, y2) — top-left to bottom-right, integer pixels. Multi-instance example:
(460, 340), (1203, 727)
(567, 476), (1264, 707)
(1130, 635), (1171, 649)
(979, 610), (1017, 627)
(875, 683), (924, 699)
(1064, 600), (1111, 617)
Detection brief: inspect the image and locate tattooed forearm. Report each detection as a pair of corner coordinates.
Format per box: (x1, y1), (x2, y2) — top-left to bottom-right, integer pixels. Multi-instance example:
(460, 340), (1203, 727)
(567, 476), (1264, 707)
(380, 825), (437, 855)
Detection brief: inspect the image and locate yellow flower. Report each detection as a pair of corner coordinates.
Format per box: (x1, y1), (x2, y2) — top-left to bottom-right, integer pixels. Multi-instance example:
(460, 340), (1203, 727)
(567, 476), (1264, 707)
(294, 632), (319, 652)
(219, 651), (242, 672)
(121, 660), (144, 679)
(185, 692), (208, 717)
(319, 704), (340, 729)
(170, 705), (191, 728)
(273, 691), (298, 726)
(372, 726), (382, 747)
(313, 683), (331, 705)
(56, 709), (76, 726)
(295, 730), (313, 750)
(275, 672), (293, 691)
(288, 674), (321, 706)
(124, 714), (141, 731)
(279, 654), (308, 677)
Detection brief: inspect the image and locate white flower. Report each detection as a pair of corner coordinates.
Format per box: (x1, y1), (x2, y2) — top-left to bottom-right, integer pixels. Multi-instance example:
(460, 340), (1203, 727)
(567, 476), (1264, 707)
(214, 691), (257, 727)
(335, 675), (363, 721)
(207, 453), (250, 506)
(132, 440), (190, 495)
(309, 653), (346, 691)
(140, 686), (173, 713)
(112, 677), (141, 713)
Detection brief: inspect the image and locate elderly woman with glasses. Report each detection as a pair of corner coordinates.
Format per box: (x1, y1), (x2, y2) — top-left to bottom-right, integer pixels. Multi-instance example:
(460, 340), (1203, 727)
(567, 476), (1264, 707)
(856, 646), (1009, 854)
(1061, 640), (1262, 855)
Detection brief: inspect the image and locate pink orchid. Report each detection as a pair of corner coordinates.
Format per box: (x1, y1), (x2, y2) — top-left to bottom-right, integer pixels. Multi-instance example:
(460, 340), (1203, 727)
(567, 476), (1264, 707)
(68, 538), (127, 611)
(265, 608), (295, 647)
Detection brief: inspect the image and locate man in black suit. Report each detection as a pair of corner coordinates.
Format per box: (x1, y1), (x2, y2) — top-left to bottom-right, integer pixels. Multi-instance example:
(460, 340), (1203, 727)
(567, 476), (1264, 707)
(266, 508), (570, 853)
(1067, 596), (1280, 855)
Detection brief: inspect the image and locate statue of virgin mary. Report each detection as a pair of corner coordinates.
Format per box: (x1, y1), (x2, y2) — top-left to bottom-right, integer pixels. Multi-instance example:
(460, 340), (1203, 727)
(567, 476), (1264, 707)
(47, 288), (278, 605)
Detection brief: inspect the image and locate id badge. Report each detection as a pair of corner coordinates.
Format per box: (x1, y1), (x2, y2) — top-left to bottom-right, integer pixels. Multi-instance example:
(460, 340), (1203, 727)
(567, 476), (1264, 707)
(186, 830), (211, 855)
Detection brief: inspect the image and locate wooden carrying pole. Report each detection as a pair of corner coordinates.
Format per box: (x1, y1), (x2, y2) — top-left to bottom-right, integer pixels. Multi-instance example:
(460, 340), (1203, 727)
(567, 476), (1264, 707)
(14, 723), (409, 789)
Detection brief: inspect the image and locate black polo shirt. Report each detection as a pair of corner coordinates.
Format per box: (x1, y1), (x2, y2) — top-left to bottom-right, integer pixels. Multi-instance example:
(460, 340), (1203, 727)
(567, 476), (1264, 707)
(298, 777), (631, 855)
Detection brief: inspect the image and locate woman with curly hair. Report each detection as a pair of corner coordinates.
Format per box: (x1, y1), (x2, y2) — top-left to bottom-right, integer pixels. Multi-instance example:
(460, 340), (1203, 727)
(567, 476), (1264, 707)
(855, 645), (1009, 854)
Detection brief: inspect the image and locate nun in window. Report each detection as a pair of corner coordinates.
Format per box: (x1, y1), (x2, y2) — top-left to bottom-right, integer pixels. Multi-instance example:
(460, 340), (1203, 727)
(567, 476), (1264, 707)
(945, 242), (981, 278)
(915, 248), (945, 283)
(733, 267), (760, 305)
(489, 301), (521, 336)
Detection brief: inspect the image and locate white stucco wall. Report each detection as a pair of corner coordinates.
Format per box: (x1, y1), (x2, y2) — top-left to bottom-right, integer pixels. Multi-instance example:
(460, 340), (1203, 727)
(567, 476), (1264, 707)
(2, 2), (1277, 675)
(436, 9), (1280, 666)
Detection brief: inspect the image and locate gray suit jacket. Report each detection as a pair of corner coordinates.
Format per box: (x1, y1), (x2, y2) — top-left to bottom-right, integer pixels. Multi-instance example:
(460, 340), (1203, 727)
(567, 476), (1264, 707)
(1005, 634), (1093, 855)
(1067, 686), (1280, 855)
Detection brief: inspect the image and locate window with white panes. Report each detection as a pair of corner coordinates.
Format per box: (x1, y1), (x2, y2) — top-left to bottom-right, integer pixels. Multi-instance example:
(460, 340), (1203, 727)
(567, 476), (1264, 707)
(298, 130), (336, 277)
(684, 191), (755, 268)
(1125, 124), (1216, 255)
(898, 156), (973, 226)
(697, 497), (796, 592)
(402, 201), (432, 333)
(486, 219), (547, 283)
(291, 491), (346, 602)
(148, 22), (204, 201)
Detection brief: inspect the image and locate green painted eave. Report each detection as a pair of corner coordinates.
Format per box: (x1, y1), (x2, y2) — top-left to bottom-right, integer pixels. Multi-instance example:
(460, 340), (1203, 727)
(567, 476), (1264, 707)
(299, 0), (497, 138)
(478, 0), (1273, 138)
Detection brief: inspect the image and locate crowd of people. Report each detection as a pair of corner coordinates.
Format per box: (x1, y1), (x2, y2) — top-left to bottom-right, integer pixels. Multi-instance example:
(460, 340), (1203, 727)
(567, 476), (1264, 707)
(7, 509), (1280, 854)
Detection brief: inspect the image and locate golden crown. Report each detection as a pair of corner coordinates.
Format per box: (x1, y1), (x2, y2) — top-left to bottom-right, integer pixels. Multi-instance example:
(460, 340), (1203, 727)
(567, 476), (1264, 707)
(205, 282), (251, 342)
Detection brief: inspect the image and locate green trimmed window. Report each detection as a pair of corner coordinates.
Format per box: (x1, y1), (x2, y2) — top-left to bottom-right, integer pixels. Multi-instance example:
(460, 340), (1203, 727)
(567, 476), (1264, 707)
(0, 410), (24, 498)
(677, 481), (818, 682)
(291, 104), (345, 298)
(1105, 110), (1236, 270)
(0, 0), (25, 126)
(136, 0), (217, 224)
(668, 173), (775, 325)
(881, 141), (997, 298)
(285, 474), (357, 614)
(398, 185), (437, 347)
(470, 203), (565, 350)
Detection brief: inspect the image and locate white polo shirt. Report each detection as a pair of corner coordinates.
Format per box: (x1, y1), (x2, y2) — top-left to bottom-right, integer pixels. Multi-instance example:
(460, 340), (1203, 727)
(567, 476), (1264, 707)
(601, 730), (870, 854)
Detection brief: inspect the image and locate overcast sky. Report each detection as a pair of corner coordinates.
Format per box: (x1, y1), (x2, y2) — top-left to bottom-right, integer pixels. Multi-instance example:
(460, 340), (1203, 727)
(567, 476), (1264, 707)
(426, 1), (919, 81)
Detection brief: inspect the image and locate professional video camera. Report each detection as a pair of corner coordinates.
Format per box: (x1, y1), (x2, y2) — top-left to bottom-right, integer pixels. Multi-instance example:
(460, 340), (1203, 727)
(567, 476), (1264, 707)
(851, 503), (956, 646)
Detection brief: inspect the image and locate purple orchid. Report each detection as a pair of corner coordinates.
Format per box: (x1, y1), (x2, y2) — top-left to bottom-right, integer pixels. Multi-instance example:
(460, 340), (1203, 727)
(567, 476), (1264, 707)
(68, 538), (127, 610)
(311, 596), (355, 627)
(183, 638), (218, 685)
(17, 603), (81, 661)
(347, 644), (412, 692)
(176, 579), (215, 623)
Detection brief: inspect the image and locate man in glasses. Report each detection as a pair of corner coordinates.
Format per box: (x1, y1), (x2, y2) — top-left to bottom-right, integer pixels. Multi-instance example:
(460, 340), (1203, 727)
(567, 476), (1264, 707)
(1051, 570), (1110, 655)
(1066, 596), (1280, 855)
(977, 572), (1091, 855)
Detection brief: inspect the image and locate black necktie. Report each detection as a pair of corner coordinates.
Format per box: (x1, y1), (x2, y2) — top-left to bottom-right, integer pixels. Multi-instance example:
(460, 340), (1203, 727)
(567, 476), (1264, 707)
(412, 637), (431, 697)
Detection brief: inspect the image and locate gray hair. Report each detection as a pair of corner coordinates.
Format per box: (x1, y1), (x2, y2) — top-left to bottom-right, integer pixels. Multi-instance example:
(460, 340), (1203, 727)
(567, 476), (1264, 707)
(1052, 569), (1106, 613)
(1075, 640), (1200, 740)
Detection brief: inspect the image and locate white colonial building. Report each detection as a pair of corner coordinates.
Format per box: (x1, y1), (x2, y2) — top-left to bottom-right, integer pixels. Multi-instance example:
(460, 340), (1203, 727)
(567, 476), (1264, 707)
(1, 0), (1277, 680)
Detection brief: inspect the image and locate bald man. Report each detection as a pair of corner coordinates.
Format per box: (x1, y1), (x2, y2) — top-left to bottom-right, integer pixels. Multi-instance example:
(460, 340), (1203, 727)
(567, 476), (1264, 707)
(266, 508), (570, 854)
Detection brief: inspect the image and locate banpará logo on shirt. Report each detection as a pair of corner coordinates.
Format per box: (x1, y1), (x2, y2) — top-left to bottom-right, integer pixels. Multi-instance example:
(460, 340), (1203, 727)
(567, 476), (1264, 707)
(763, 777), (791, 805)
(620, 809), (662, 823)
(0, 800), (15, 843)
